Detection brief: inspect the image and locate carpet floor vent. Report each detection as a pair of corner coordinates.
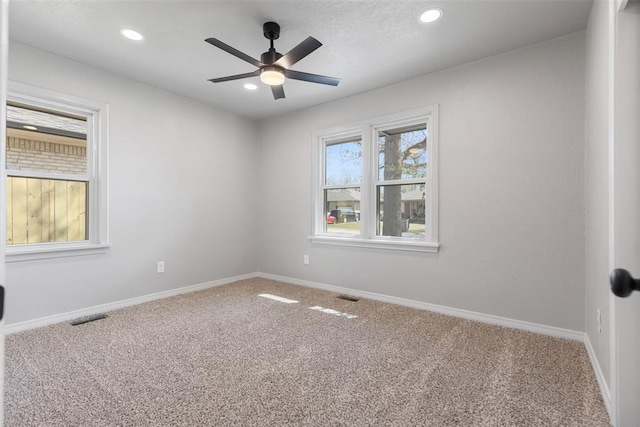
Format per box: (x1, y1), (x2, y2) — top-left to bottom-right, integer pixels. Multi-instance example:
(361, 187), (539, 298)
(337, 295), (360, 302)
(70, 314), (108, 326)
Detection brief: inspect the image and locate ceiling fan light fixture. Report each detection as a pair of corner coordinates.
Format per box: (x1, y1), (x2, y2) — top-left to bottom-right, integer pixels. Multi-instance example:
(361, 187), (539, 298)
(260, 67), (285, 86)
(420, 8), (443, 23)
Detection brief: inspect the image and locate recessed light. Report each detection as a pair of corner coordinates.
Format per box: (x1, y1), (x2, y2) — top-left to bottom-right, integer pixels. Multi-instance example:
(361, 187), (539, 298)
(23, 125), (38, 131)
(420, 8), (443, 23)
(244, 83), (258, 90)
(120, 28), (144, 41)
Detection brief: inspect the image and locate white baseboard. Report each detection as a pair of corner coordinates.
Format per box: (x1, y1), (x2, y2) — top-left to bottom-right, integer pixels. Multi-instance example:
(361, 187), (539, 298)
(4, 271), (585, 343)
(256, 272), (585, 342)
(584, 333), (612, 421)
(2, 272), (259, 335)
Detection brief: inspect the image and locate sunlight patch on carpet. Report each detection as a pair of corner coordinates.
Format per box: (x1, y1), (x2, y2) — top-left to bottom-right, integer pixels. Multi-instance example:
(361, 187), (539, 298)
(309, 306), (357, 319)
(258, 294), (299, 304)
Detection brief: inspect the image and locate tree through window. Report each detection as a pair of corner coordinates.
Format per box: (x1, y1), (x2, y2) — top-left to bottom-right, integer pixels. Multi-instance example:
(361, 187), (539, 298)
(313, 106), (439, 252)
(377, 123), (427, 239)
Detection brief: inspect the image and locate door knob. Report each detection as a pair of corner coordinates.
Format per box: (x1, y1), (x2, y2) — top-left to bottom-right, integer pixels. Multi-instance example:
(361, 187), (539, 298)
(610, 269), (640, 298)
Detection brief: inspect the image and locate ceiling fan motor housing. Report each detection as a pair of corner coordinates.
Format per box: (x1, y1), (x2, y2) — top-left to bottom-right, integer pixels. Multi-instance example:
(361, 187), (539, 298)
(261, 50), (283, 65)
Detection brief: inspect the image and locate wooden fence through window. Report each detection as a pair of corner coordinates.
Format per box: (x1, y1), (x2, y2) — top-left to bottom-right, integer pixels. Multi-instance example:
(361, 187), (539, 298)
(6, 177), (87, 244)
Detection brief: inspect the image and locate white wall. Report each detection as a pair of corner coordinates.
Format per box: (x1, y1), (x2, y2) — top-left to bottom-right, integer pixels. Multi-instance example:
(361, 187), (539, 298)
(6, 43), (259, 324)
(6, 32), (589, 334)
(257, 33), (586, 331)
(584, 0), (612, 390)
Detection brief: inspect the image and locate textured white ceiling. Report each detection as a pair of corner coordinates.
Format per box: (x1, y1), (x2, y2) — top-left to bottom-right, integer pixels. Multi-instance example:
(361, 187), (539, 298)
(8, 0), (593, 120)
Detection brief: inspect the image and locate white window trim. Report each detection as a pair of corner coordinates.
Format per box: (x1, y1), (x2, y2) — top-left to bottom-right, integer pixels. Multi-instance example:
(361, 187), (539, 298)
(310, 105), (439, 253)
(5, 81), (109, 262)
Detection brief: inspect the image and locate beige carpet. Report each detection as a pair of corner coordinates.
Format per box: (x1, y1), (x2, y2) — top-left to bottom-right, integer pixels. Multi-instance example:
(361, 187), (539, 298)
(5, 278), (610, 426)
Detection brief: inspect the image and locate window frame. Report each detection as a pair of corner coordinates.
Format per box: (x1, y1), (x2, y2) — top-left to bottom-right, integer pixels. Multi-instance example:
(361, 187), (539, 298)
(311, 105), (439, 253)
(5, 81), (109, 262)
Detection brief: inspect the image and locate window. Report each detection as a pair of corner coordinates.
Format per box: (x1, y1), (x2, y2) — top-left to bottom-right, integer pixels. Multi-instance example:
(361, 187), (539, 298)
(323, 135), (362, 236)
(5, 82), (109, 261)
(312, 106), (439, 252)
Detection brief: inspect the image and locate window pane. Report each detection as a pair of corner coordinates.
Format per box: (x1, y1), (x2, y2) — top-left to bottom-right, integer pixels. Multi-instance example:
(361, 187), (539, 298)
(6, 177), (87, 244)
(377, 184), (425, 239)
(6, 104), (87, 175)
(378, 123), (427, 181)
(325, 138), (362, 185)
(324, 188), (360, 235)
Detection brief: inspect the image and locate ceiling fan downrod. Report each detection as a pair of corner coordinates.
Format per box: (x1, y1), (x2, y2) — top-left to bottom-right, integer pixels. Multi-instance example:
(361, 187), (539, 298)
(262, 22), (282, 65)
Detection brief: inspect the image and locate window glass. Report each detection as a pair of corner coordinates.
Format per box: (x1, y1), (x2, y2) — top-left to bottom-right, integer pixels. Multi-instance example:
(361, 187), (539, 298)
(325, 138), (362, 185)
(324, 188), (361, 235)
(6, 104), (87, 175)
(376, 184), (425, 239)
(378, 123), (427, 181)
(6, 177), (87, 244)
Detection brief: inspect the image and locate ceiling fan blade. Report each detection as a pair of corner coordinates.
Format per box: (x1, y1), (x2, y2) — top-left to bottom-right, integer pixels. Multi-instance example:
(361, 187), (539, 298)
(273, 37), (322, 69)
(271, 85), (285, 100)
(284, 69), (340, 86)
(205, 38), (264, 68)
(208, 70), (260, 83)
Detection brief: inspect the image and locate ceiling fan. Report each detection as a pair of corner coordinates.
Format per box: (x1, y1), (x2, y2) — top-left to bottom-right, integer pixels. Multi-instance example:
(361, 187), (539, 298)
(205, 22), (340, 100)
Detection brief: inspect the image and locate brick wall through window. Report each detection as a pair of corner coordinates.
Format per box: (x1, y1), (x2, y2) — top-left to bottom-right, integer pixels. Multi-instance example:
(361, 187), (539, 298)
(6, 135), (86, 175)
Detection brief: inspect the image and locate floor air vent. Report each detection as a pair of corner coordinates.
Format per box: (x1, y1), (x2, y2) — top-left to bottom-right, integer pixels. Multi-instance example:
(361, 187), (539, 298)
(70, 314), (108, 326)
(337, 295), (360, 302)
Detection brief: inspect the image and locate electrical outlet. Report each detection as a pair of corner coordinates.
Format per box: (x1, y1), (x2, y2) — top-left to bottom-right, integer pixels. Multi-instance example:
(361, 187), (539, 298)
(157, 261), (165, 274)
(303, 254), (309, 265)
(596, 308), (601, 333)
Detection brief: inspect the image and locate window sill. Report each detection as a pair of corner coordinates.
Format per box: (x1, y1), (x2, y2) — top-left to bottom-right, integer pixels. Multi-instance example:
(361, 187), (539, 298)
(309, 235), (440, 253)
(6, 242), (110, 262)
